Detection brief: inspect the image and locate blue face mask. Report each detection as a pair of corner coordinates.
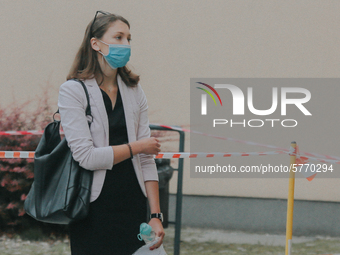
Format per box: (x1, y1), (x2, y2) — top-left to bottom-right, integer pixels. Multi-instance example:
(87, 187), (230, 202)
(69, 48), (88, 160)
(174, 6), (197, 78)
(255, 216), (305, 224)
(98, 40), (131, 69)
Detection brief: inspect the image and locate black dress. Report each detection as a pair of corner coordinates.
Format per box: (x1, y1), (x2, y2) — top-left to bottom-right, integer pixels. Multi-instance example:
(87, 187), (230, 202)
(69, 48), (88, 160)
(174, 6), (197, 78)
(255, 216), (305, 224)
(69, 85), (147, 255)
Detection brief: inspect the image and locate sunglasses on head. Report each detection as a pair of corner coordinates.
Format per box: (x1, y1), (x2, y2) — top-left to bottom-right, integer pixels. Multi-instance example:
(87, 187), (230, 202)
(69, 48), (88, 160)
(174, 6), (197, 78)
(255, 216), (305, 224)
(90, 10), (111, 36)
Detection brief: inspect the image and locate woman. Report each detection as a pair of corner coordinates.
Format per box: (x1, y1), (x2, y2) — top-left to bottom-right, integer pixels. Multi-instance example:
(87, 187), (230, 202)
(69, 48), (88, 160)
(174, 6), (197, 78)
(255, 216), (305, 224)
(58, 11), (165, 254)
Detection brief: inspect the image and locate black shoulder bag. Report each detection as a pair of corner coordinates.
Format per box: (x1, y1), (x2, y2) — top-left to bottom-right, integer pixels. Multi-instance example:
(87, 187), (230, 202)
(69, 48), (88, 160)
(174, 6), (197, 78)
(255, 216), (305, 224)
(24, 79), (94, 224)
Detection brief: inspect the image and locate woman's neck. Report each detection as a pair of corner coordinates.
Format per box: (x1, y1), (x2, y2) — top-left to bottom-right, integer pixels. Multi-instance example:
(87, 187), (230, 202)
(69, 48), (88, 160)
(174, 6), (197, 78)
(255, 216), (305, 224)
(98, 75), (118, 93)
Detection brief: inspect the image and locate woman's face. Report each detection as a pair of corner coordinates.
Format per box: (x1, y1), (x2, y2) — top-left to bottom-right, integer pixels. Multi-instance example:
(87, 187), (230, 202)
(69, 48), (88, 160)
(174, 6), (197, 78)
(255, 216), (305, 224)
(98, 20), (131, 55)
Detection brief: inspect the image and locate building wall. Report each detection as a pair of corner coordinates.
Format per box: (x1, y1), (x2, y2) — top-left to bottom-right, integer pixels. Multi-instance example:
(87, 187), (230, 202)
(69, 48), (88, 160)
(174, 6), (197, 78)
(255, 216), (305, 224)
(1, 1), (339, 201)
(168, 194), (340, 236)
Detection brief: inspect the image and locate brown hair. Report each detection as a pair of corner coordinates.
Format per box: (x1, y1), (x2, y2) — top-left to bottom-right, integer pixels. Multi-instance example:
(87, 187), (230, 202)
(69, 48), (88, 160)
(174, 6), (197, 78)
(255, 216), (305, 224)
(67, 13), (139, 87)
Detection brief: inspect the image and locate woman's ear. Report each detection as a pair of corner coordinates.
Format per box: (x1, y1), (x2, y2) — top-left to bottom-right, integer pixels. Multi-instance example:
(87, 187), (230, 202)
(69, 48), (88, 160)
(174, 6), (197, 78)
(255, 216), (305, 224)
(90, 38), (101, 52)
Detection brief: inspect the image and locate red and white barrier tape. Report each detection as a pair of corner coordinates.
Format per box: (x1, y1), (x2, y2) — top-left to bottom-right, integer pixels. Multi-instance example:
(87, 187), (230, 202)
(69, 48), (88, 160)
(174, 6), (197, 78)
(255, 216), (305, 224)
(0, 151), (35, 159)
(0, 151), (284, 159)
(0, 130), (47, 136)
(153, 124), (340, 161)
(155, 150), (340, 164)
(290, 153), (340, 165)
(1, 150), (339, 165)
(154, 124), (284, 149)
(155, 151), (285, 159)
(1, 124), (339, 162)
(287, 146), (340, 165)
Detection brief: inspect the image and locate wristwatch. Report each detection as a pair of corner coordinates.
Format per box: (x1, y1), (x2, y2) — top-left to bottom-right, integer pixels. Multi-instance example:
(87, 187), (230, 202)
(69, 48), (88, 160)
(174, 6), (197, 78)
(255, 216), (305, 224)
(150, 212), (163, 222)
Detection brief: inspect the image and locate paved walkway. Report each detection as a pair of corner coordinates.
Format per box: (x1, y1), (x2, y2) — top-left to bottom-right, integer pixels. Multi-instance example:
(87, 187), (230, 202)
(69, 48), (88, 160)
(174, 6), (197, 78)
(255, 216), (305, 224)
(1, 226), (340, 254)
(164, 226), (340, 254)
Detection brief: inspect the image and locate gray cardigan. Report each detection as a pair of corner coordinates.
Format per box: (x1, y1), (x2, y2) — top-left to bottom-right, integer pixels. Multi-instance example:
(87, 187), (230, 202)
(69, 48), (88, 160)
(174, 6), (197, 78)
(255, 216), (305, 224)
(58, 74), (158, 202)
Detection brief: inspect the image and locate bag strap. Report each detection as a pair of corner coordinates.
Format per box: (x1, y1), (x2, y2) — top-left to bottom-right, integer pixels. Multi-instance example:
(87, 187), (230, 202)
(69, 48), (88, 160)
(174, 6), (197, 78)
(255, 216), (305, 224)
(73, 79), (92, 117)
(54, 79), (93, 122)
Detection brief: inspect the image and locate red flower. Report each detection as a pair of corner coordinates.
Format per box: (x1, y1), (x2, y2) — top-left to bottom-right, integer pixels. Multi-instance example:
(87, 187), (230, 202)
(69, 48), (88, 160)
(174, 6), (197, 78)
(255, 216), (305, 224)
(6, 202), (17, 209)
(20, 194), (27, 201)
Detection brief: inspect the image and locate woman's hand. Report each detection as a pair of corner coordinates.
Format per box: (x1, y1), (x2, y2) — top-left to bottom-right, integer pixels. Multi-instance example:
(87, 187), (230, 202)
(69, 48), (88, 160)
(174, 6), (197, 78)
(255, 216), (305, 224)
(134, 137), (161, 155)
(148, 218), (165, 250)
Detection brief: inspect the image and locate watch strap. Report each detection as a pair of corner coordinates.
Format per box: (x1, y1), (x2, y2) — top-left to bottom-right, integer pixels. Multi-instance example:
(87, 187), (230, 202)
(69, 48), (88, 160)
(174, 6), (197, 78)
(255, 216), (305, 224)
(150, 212), (163, 222)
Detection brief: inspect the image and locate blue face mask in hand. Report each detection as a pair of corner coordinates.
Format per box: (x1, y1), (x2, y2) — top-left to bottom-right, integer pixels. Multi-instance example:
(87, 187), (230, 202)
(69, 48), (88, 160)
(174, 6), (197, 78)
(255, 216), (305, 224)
(98, 40), (131, 69)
